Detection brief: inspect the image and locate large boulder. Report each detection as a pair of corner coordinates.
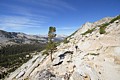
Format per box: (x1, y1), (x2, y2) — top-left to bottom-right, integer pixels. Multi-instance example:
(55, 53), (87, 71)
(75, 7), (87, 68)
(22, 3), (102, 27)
(38, 69), (62, 80)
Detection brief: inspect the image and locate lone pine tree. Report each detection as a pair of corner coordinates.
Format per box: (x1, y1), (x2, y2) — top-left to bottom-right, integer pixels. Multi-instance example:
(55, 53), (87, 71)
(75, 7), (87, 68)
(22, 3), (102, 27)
(47, 26), (56, 61)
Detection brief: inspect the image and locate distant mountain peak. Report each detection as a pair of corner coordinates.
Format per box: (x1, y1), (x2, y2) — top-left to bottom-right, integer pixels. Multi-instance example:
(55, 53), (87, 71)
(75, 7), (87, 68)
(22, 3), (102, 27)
(0, 30), (66, 46)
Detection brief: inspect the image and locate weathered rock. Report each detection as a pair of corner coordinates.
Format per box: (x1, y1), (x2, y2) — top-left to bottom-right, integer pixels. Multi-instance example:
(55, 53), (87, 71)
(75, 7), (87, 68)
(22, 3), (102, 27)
(70, 72), (83, 80)
(52, 57), (61, 66)
(67, 64), (75, 73)
(38, 69), (61, 80)
(16, 71), (25, 79)
(114, 47), (120, 56)
(87, 55), (94, 60)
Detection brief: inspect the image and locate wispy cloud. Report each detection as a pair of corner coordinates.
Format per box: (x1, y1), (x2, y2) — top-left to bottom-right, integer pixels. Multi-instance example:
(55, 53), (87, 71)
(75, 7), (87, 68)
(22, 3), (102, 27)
(31, 0), (77, 11)
(0, 2), (32, 16)
(0, 0), (76, 34)
(0, 16), (47, 30)
(0, 0), (76, 19)
(0, 0), (73, 17)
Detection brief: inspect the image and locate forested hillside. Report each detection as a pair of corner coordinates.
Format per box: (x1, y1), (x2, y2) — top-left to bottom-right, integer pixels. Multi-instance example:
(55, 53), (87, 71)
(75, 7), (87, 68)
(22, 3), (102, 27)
(0, 43), (46, 79)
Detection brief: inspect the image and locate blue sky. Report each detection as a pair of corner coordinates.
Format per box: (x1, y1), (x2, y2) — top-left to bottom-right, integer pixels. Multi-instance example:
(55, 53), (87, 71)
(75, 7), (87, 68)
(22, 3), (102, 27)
(0, 0), (120, 35)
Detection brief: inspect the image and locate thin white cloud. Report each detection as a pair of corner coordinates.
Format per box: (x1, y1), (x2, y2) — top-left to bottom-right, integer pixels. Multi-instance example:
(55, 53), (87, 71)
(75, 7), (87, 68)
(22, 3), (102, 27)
(0, 0), (76, 18)
(59, 1), (77, 11)
(0, 0), (76, 33)
(18, 0), (76, 12)
(40, 0), (76, 11)
(0, 16), (46, 30)
(0, 2), (32, 16)
(0, 1), (55, 17)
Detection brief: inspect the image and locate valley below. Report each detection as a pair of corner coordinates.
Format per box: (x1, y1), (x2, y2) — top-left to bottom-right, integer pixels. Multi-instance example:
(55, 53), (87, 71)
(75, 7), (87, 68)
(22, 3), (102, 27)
(0, 30), (66, 79)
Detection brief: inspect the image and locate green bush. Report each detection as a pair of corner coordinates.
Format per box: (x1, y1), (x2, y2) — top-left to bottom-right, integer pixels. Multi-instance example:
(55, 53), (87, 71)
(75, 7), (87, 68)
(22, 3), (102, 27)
(99, 15), (120, 34)
(110, 15), (120, 23)
(81, 27), (95, 35)
(99, 23), (109, 34)
(99, 27), (106, 34)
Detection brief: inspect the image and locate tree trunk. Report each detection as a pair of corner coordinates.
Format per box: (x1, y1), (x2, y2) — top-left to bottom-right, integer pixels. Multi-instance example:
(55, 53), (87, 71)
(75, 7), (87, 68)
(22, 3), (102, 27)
(50, 50), (53, 61)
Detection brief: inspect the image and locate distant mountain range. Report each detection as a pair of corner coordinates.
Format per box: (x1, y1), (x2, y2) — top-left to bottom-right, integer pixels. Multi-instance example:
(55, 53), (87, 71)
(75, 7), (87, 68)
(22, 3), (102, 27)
(0, 30), (67, 46)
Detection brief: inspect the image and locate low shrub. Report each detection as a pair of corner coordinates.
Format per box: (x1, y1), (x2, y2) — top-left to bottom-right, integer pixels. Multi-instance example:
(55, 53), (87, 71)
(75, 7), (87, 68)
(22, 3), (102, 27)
(81, 27), (95, 35)
(99, 23), (109, 34)
(110, 15), (120, 23)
